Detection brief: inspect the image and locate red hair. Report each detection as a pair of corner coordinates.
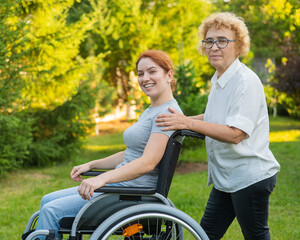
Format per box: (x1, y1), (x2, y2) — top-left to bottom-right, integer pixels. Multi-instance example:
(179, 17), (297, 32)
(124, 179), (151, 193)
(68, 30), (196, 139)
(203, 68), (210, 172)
(136, 50), (176, 91)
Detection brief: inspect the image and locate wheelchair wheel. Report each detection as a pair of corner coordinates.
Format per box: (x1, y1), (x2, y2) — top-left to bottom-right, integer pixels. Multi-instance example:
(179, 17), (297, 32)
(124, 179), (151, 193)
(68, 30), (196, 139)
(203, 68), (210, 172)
(90, 203), (209, 240)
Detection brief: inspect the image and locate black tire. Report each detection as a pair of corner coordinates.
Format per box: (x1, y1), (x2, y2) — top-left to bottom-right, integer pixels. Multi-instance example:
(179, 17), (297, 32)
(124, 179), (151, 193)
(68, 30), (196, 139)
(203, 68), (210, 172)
(90, 203), (209, 240)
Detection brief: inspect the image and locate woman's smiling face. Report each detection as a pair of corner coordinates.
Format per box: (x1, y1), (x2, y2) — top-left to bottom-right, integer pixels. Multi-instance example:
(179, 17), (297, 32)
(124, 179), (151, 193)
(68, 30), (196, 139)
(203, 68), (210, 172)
(137, 57), (172, 100)
(205, 26), (237, 77)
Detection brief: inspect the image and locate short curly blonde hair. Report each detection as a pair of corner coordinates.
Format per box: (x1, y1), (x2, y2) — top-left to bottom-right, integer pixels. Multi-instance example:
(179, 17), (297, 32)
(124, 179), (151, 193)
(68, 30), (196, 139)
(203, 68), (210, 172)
(198, 12), (250, 57)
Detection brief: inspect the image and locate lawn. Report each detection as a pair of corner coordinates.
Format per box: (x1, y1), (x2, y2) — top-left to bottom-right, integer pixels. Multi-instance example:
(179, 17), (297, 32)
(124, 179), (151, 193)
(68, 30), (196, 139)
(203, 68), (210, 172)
(0, 116), (299, 239)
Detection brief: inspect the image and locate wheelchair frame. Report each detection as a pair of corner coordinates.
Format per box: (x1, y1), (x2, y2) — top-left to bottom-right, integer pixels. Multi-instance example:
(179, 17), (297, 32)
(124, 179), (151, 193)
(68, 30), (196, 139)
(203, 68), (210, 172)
(23, 129), (209, 240)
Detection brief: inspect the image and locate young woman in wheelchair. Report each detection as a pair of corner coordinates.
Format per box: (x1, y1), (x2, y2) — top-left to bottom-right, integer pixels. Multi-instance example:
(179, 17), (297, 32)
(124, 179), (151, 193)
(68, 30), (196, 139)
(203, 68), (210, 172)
(31, 50), (183, 240)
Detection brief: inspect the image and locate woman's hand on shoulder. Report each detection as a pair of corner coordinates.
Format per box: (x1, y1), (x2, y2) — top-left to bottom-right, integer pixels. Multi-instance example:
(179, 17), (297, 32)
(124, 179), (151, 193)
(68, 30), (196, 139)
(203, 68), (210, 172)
(70, 163), (91, 182)
(155, 107), (191, 131)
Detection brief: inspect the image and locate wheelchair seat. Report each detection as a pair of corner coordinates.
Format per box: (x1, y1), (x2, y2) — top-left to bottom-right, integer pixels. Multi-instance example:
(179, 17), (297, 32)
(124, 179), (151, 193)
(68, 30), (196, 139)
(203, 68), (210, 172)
(23, 129), (205, 240)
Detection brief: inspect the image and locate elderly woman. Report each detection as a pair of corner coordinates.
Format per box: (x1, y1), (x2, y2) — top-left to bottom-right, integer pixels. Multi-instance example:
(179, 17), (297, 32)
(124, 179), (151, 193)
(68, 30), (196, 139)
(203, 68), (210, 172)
(156, 12), (280, 240)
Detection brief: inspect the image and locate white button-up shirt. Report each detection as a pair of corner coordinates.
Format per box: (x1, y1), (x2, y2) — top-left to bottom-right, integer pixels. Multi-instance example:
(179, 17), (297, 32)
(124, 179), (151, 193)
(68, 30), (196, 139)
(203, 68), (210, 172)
(204, 58), (280, 193)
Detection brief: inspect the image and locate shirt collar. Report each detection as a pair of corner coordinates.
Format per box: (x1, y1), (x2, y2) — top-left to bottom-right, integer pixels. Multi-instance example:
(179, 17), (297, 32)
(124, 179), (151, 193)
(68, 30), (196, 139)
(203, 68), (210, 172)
(212, 58), (241, 88)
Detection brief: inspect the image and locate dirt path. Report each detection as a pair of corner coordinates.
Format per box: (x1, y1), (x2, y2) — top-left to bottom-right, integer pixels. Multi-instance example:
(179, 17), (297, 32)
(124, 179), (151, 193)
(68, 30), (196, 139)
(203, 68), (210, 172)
(175, 162), (207, 174)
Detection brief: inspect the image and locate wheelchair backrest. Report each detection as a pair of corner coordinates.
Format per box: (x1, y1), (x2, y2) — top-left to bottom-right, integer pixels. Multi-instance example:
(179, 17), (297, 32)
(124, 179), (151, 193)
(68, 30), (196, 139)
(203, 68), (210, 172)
(155, 131), (183, 197)
(155, 129), (205, 197)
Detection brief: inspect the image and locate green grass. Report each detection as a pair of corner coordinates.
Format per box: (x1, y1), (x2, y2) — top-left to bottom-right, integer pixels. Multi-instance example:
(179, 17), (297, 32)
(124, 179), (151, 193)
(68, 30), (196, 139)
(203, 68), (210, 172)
(0, 116), (299, 239)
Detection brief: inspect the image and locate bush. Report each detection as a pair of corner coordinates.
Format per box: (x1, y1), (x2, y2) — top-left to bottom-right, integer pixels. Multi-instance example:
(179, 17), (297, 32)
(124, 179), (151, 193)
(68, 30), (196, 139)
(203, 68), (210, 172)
(25, 83), (97, 167)
(273, 39), (300, 107)
(0, 114), (32, 174)
(174, 61), (208, 154)
(272, 39), (300, 119)
(174, 61), (208, 116)
(0, 0), (33, 174)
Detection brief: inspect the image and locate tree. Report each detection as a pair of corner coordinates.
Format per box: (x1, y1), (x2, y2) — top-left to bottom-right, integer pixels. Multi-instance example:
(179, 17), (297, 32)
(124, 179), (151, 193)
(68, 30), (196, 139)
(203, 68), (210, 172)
(142, 0), (214, 83)
(273, 39), (300, 118)
(214, 0), (300, 58)
(214, 0), (300, 117)
(174, 61), (207, 116)
(69, 0), (214, 110)
(21, 0), (96, 109)
(174, 60), (208, 152)
(14, 0), (99, 167)
(0, 0), (33, 173)
(274, 40), (300, 103)
(26, 81), (98, 166)
(70, 0), (157, 105)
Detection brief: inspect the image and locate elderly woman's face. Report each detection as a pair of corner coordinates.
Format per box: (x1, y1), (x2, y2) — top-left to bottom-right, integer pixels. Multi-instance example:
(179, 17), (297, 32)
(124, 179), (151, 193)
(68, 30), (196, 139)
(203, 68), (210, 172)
(205, 26), (237, 77)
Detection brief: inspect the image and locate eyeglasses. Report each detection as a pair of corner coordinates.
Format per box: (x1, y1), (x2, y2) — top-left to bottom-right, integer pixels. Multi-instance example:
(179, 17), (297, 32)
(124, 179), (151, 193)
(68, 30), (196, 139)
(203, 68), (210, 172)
(202, 38), (235, 49)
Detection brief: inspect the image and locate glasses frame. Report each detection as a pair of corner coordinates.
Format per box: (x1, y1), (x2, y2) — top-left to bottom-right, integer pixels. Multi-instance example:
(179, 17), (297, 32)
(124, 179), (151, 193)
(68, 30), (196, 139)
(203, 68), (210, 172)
(202, 38), (235, 49)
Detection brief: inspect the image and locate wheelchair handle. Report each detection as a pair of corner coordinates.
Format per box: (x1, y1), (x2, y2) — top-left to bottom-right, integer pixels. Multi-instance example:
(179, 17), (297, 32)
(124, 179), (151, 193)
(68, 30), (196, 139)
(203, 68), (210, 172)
(81, 170), (106, 176)
(171, 129), (205, 139)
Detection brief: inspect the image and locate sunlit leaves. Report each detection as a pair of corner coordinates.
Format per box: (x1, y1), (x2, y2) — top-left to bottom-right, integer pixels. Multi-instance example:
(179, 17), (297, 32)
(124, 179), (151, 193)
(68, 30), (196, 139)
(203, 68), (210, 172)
(215, 0), (299, 58)
(22, 0), (94, 109)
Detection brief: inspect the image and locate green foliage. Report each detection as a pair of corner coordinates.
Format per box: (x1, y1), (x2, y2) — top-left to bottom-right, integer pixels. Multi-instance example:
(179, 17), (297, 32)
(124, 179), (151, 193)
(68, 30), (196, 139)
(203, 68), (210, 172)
(273, 39), (300, 118)
(174, 61), (208, 152)
(0, 114), (33, 174)
(264, 40), (300, 119)
(18, 0), (99, 167)
(214, 0), (300, 58)
(0, 0), (100, 172)
(69, 0), (213, 106)
(1, 117), (299, 239)
(174, 61), (208, 116)
(96, 81), (118, 117)
(143, 0), (213, 86)
(142, 0), (211, 58)
(21, 0), (95, 109)
(214, 0), (300, 118)
(26, 82), (97, 166)
(0, 0), (29, 112)
(68, 0), (158, 104)
(1, 0), (298, 173)
(264, 85), (289, 117)
(0, 0), (33, 174)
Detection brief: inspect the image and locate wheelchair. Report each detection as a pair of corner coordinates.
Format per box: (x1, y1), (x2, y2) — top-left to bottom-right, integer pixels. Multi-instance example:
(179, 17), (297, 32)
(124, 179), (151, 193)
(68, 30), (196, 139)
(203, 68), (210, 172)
(23, 129), (209, 240)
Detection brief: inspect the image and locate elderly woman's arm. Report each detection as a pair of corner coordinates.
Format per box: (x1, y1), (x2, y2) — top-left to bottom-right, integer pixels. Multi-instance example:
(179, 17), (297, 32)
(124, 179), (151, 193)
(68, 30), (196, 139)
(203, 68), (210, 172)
(187, 119), (247, 144)
(77, 133), (169, 200)
(189, 114), (204, 121)
(156, 107), (247, 144)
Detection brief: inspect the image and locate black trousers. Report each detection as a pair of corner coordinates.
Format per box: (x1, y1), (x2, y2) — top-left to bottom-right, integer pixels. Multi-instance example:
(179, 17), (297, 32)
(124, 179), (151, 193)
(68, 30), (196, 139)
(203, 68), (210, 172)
(200, 174), (277, 240)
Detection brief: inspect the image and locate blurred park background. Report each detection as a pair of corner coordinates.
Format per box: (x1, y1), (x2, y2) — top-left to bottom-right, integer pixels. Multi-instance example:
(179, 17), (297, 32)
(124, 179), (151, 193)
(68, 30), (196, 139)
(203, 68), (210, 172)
(0, 0), (299, 239)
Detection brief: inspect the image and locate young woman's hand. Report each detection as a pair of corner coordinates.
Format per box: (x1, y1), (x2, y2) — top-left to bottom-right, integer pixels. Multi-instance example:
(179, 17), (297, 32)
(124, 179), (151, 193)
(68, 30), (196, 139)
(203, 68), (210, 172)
(77, 176), (105, 200)
(70, 163), (91, 182)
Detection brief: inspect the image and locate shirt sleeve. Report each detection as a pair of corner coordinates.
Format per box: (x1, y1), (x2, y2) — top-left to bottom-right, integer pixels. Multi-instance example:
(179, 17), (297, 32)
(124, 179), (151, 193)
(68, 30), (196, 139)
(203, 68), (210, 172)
(151, 103), (183, 137)
(151, 110), (175, 137)
(225, 73), (263, 137)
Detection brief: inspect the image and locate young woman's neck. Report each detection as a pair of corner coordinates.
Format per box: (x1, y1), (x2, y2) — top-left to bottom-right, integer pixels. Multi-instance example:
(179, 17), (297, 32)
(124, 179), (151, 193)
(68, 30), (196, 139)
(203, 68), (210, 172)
(150, 91), (174, 108)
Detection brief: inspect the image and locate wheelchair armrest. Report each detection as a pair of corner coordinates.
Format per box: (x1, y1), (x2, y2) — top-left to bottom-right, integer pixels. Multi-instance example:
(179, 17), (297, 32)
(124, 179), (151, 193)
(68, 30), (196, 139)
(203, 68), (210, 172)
(94, 185), (156, 194)
(81, 170), (107, 176)
(172, 129), (205, 139)
(82, 171), (156, 194)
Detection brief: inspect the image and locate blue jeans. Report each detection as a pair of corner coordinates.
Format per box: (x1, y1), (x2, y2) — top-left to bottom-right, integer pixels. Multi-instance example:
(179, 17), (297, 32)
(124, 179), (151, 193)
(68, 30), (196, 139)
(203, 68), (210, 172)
(200, 174), (277, 240)
(35, 183), (122, 239)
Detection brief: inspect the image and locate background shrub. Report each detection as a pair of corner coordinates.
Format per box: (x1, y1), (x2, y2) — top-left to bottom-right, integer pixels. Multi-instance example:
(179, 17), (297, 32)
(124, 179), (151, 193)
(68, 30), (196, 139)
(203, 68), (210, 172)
(174, 61), (208, 154)
(0, 0), (33, 174)
(25, 82), (97, 167)
(0, 114), (32, 174)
